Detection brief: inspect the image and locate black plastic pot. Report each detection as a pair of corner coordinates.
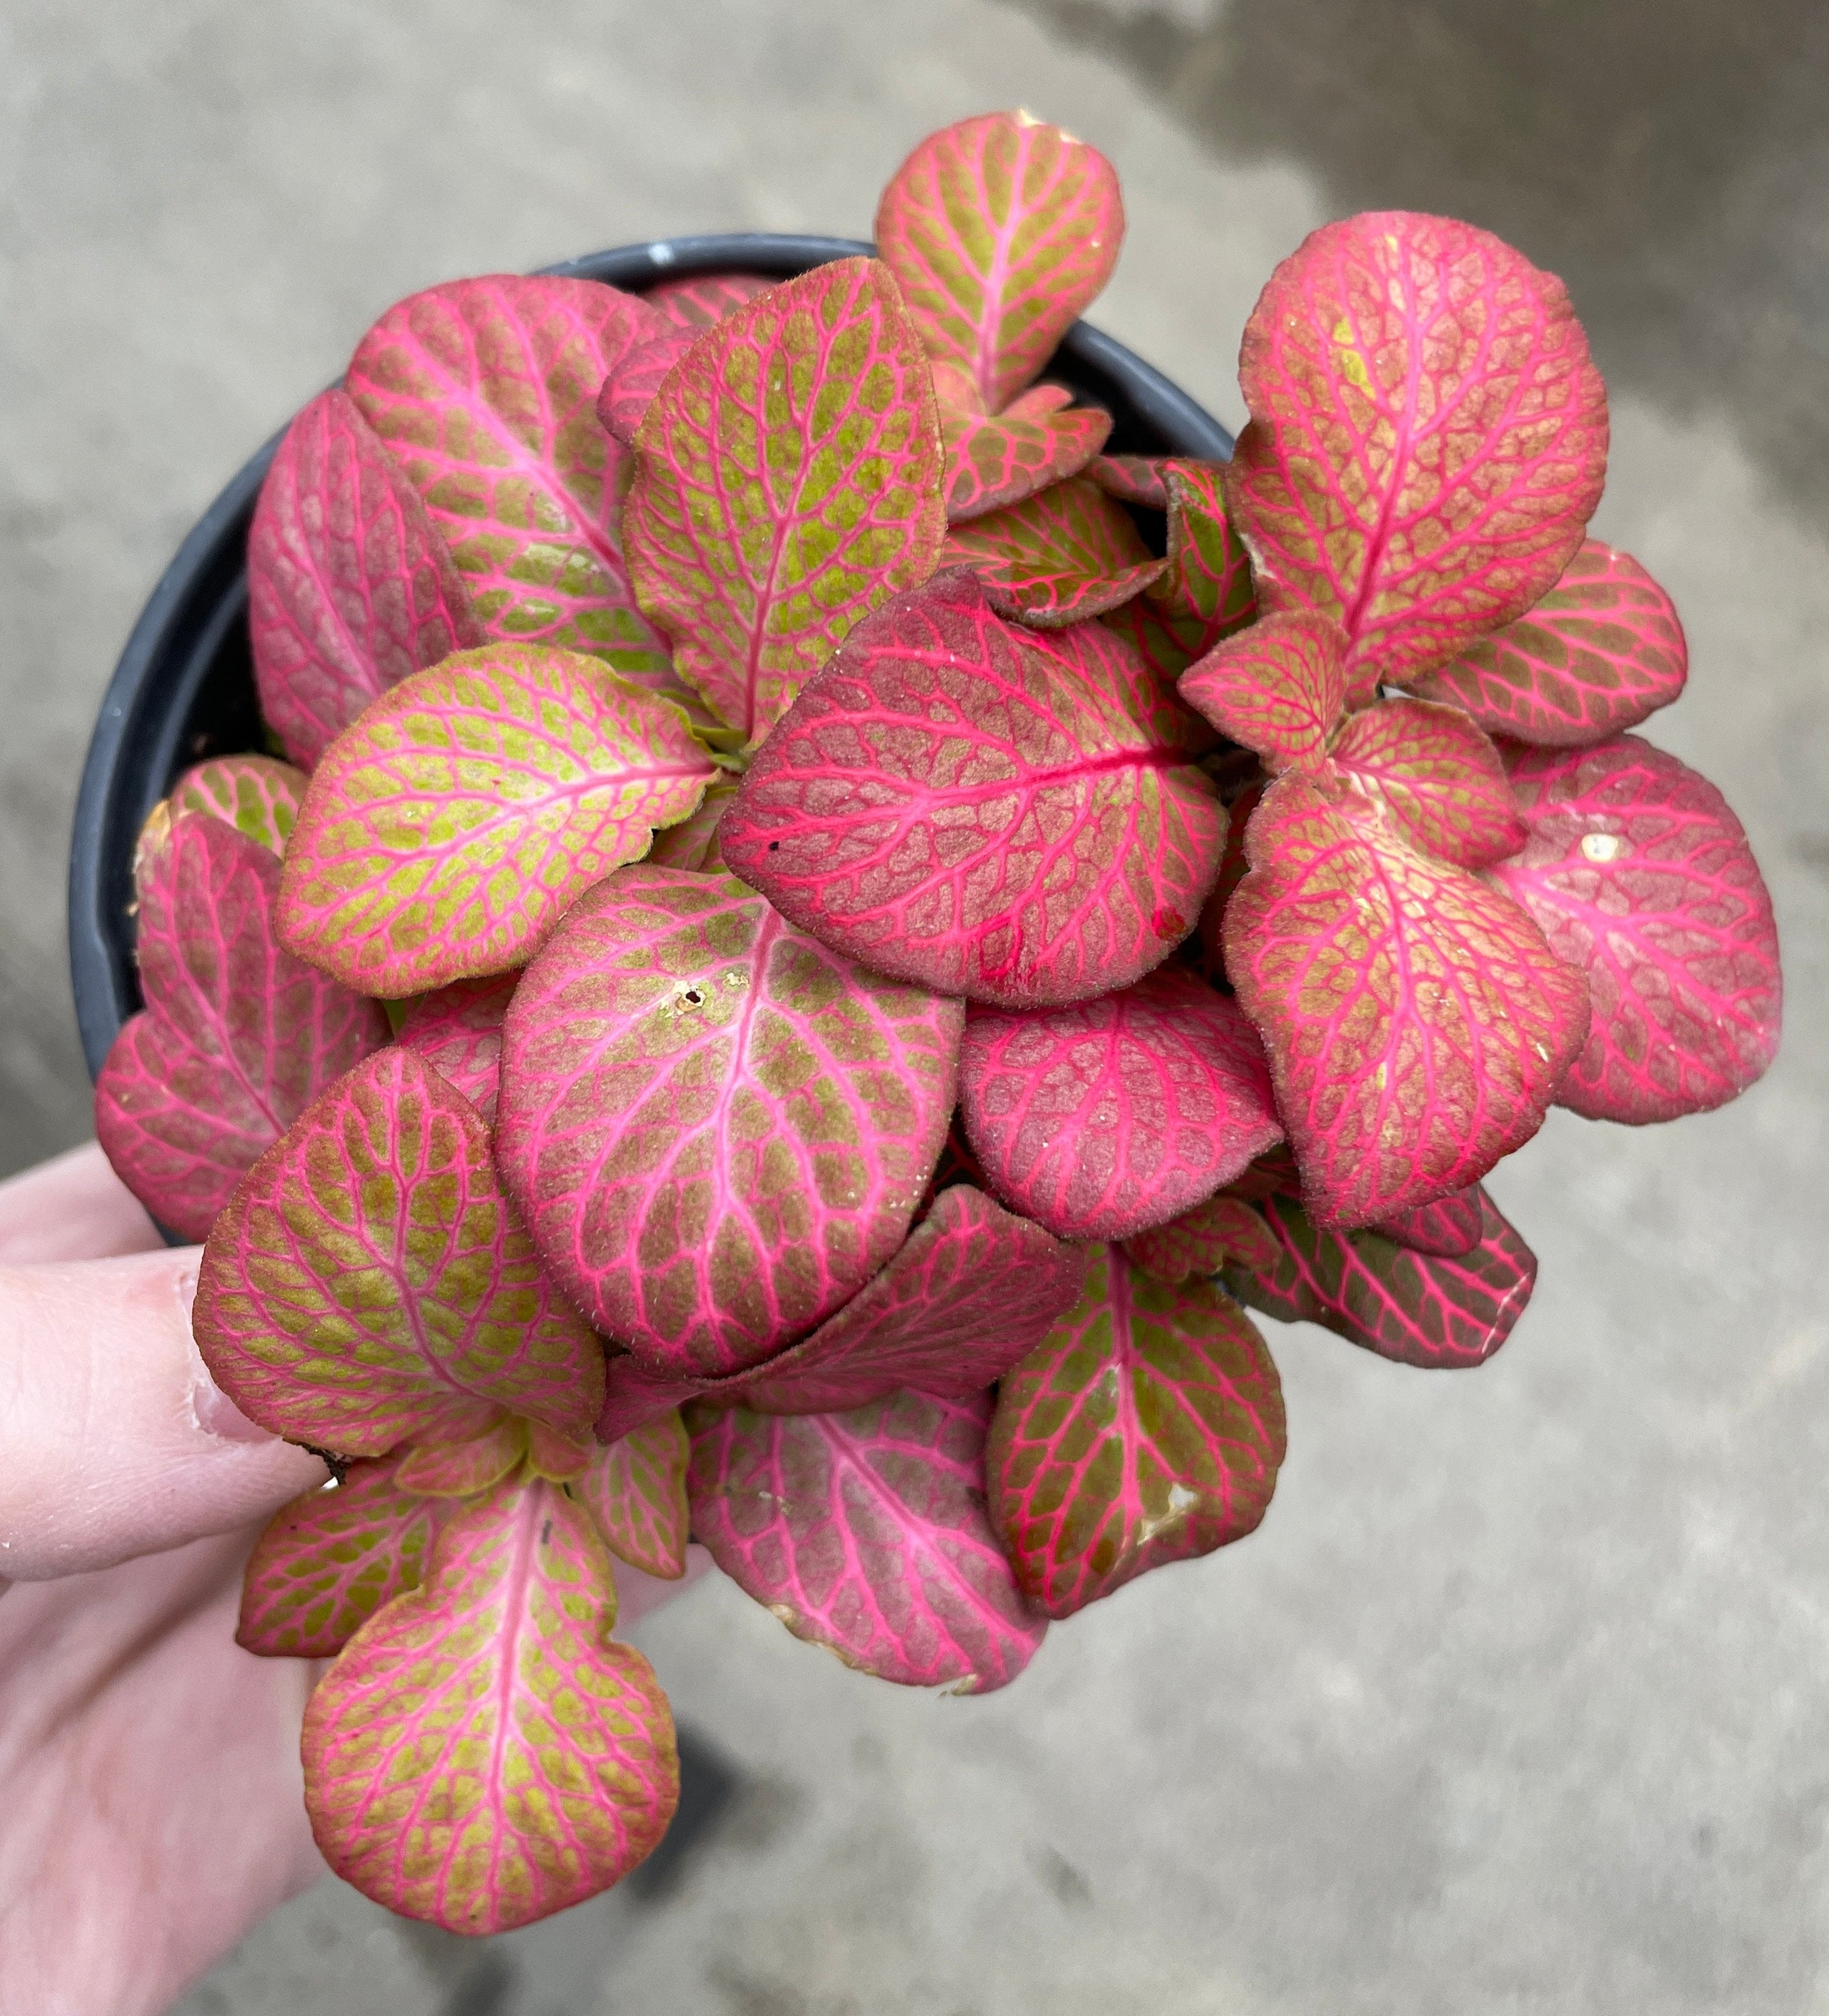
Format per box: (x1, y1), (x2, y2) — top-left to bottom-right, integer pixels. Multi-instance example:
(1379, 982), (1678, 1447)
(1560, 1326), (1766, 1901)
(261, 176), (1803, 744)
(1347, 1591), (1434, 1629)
(67, 232), (1235, 1078)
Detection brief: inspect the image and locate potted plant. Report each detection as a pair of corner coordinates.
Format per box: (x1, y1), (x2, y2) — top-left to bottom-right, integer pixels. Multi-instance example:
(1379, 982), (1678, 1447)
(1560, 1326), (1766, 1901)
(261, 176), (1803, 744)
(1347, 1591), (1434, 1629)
(77, 110), (1781, 1936)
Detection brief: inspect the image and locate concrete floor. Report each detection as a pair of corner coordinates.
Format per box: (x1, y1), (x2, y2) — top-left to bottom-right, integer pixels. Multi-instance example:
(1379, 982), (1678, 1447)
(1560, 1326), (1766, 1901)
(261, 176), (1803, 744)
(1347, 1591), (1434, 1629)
(4, 1), (1828, 2010)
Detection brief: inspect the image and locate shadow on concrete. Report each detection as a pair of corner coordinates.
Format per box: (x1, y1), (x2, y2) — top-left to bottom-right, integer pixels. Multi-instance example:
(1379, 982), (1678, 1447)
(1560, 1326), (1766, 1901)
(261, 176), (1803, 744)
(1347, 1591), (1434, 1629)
(1020, 0), (1829, 527)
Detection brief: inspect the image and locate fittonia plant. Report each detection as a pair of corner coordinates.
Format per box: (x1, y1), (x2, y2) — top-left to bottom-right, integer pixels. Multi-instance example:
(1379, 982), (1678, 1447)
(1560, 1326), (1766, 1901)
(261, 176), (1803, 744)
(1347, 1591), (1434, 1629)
(93, 110), (1782, 1932)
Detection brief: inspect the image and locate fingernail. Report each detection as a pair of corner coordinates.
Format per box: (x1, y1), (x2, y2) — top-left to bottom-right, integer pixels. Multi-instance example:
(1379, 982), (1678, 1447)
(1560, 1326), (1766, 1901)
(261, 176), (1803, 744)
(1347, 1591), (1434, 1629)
(177, 1256), (276, 1445)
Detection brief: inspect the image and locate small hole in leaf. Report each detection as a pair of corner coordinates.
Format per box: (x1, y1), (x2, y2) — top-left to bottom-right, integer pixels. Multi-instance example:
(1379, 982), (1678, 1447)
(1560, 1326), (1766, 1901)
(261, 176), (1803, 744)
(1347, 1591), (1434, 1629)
(683, 989), (705, 1006)
(769, 841), (781, 851)
(1580, 832), (1625, 863)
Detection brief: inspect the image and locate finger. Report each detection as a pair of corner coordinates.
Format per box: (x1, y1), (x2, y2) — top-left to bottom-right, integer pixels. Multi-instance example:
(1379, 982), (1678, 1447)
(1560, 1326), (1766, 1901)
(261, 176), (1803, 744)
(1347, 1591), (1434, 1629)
(0, 1249), (327, 1582)
(0, 1142), (162, 1266)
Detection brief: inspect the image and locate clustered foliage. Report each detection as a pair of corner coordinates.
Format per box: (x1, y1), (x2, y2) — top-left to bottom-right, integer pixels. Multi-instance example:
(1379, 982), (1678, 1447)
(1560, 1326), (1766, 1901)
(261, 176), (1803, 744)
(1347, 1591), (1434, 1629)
(94, 111), (1783, 1934)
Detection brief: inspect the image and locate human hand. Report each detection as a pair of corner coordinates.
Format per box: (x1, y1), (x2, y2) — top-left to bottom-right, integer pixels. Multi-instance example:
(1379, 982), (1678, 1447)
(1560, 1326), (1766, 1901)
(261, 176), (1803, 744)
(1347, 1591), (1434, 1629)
(0, 1144), (701, 2015)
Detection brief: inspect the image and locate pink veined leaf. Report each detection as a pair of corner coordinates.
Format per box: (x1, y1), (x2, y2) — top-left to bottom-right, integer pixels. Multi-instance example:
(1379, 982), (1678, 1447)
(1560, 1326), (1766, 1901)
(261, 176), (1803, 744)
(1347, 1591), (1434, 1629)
(238, 1457), (443, 1659)
(1224, 770), (1590, 1228)
(394, 1418), (530, 1498)
(1222, 1189), (1536, 1370)
(940, 384), (1113, 522)
(343, 275), (713, 729)
(596, 325), (699, 448)
(720, 569), (1225, 1008)
(495, 864), (961, 1378)
(959, 966), (1283, 1242)
(626, 256), (946, 749)
(1106, 459), (1258, 681)
(1224, 212), (1609, 701)
(988, 1247), (1284, 1619)
(940, 473), (1166, 627)
(644, 774), (737, 873)
(686, 1389), (1047, 1693)
(1328, 696), (1529, 868)
(595, 1182), (1089, 1440)
(1220, 1142), (1304, 1204)
(169, 755), (308, 855)
(249, 389), (488, 769)
(303, 1475), (678, 1934)
(1087, 453), (1171, 510)
(1366, 1187), (1486, 1258)
(1178, 611), (1348, 773)
(644, 271), (775, 328)
(277, 643), (718, 997)
(1413, 539), (1687, 746)
(574, 1411), (691, 1578)
(1195, 783), (1265, 984)
(1490, 737), (1781, 1122)
(875, 110), (1124, 414)
(1123, 1192), (1285, 1284)
(193, 1046), (606, 1457)
(95, 815), (390, 1241)
(396, 971), (520, 1125)
(525, 1421), (594, 1483)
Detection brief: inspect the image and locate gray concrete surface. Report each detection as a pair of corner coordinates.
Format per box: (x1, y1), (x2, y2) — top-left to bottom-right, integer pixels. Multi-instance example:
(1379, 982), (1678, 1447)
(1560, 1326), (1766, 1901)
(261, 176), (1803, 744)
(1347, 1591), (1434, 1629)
(3, 1), (1826, 2010)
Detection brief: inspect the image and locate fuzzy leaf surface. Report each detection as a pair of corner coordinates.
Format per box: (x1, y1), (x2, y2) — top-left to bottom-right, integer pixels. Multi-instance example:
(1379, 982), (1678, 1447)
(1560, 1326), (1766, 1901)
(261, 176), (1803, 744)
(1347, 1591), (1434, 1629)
(96, 816), (390, 1240)
(645, 272), (774, 328)
(1491, 737), (1781, 1121)
(876, 111), (1123, 414)
(278, 643), (716, 995)
(1223, 1190), (1534, 1369)
(626, 257), (945, 747)
(1178, 612), (1346, 772)
(344, 275), (701, 719)
(1123, 1193), (1284, 1283)
(686, 1389), (1046, 1693)
(1224, 213), (1608, 699)
(396, 972), (520, 1124)
(238, 1457), (441, 1659)
(1224, 771), (1589, 1227)
(1414, 540), (1686, 745)
(496, 865), (961, 1377)
(960, 967), (1282, 1242)
(596, 327), (698, 447)
(249, 389), (487, 769)
(1329, 697), (1528, 867)
(721, 570), (1224, 1007)
(1088, 454), (1170, 510)
(1107, 461), (1257, 683)
(194, 1046), (605, 1456)
(575, 1412), (691, 1578)
(941, 474), (1165, 626)
(989, 1249), (1284, 1619)
(940, 384), (1112, 521)
(303, 1476), (677, 1934)
(1367, 1187), (1486, 1257)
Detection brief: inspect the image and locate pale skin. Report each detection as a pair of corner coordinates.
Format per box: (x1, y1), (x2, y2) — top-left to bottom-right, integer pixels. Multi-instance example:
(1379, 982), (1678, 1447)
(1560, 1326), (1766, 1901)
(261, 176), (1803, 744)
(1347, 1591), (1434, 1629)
(0, 1143), (701, 2016)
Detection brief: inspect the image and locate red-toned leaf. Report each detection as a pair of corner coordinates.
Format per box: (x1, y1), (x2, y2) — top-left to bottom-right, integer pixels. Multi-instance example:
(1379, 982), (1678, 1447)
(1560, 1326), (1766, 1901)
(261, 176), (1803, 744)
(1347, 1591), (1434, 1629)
(1123, 1193), (1283, 1283)
(626, 257), (946, 748)
(644, 271), (775, 329)
(1413, 540), (1687, 745)
(940, 473), (1165, 627)
(344, 276), (708, 724)
(1224, 213), (1608, 700)
(989, 1247), (1284, 1619)
(941, 384), (1112, 521)
(1088, 454), (1170, 510)
(576, 1411), (691, 1578)
(721, 570), (1224, 1007)
(595, 326), (698, 448)
(686, 1389), (1046, 1692)
(238, 1458), (442, 1659)
(169, 755), (308, 856)
(249, 389), (487, 769)
(1329, 696), (1528, 868)
(303, 1476), (677, 1933)
(396, 972), (520, 1125)
(959, 967), (1281, 1242)
(1177, 611), (1346, 772)
(1220, 1142), (1304, 1204)
(1108, 460), (1257, 683)
(194, 1047), (605, 1456)
(1195, 783), (1264, 982)
(644, 774), (736, 873)
(876, 111), (1124, 414)
(95, 816), (390, 1240)
(394, 1418), (528, 1498)
(1224, 770), (1590, 1227)
(1368, 1186), (1485, 1257)
(496, 864), (960, 1378)
(1491, 737), (1781, 1121)
(525, 1421), (593, 1483)
(277, 643), (718, 996)
(1222, 1190), (1535, 1370)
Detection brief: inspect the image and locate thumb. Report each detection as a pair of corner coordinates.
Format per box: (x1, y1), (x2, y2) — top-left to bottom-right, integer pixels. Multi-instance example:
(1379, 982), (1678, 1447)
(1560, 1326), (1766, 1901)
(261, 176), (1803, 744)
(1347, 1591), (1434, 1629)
(0, 1249), (327, 1583)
